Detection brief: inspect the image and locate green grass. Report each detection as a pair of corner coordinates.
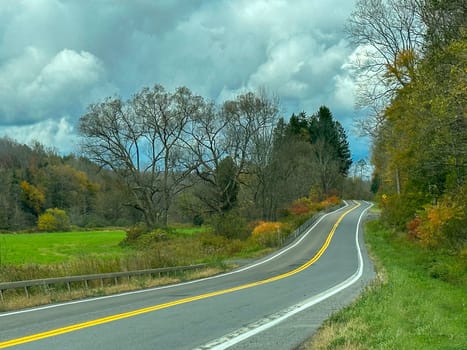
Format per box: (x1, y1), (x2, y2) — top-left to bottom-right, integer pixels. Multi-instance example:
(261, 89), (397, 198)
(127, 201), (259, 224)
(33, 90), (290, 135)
(0, 230), (127, 265)
(303, 220), (467, 350)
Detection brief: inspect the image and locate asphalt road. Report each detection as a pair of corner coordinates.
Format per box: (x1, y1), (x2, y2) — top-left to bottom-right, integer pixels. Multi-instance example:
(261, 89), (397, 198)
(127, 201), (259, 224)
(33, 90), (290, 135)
(0, 201), (374, 350)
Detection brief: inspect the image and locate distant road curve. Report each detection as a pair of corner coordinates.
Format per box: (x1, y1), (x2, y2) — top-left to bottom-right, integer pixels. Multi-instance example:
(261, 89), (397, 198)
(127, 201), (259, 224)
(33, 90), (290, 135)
(0, 200), (374, 350)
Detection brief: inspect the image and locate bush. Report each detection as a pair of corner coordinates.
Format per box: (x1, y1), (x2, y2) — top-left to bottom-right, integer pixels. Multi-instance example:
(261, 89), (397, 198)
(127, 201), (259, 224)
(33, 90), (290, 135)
(288, 197), (313, 216)
(287, 195), (341, 218)
(407, 196), (465, 250)
(37, 208), (71, 231)
(211, 212), (249, 239)
(193, 214), (204, 226)
(319, 195), (340, 208)
(380, 192), (425, 231)
(252, 221), (291, 247)
(198, 232), (244, 257)
(120, 224), (149, 246)
(134, 229), (170, 249)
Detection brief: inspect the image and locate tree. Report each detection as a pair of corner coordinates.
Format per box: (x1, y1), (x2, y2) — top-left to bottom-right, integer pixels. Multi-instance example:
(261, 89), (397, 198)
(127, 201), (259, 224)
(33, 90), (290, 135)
(44, 165), (99, 225)
(79, 85), (205, 228)
(355, 0), (466, 246)
(307, 106), (352, 197)
(189, 90), (280, 216)
(20, 181), (45, 216)
(195, 156), (239, 214)
(241, 91), (281, 219)
(310, 139), (342, 198)
(346, 0), (425, 135)
(37, 208), (71, 232)
(131, 85), (204, 225)
(376, 35), (466, 199)
(265, 120), (315, 219)
(288, 112), (309, 138)
(0, 137), (140, 230)
(309, 106), (352, 177)
(416, 0), (466, 51)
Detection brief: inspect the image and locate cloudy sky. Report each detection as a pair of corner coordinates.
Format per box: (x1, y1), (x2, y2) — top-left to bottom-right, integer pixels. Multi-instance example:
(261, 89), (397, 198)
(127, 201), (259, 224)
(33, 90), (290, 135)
(0, 0), (370, 161)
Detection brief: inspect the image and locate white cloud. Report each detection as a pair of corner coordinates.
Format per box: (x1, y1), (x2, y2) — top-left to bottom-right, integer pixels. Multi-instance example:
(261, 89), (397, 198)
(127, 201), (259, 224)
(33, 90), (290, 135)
(0, 117), (78, 154)
(0, 48), (111, 125)
(331, 74), (357, 111)
(27, 49), (103, 96)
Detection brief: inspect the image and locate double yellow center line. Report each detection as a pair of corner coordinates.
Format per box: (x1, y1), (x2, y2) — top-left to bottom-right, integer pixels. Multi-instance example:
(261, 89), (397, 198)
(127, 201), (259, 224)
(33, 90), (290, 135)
(0, 202), (360, 348)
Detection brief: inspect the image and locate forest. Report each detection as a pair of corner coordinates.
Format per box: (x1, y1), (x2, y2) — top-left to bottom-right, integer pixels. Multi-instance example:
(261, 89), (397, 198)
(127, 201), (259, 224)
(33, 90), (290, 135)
(0, 99), (370, 234)
(348, 0), (466, 251)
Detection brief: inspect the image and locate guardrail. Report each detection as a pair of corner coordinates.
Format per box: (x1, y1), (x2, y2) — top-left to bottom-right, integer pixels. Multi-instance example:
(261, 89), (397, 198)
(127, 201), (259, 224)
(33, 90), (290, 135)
(284, 202), (345, 245)
(0, 264), (207, 301)
(0, 203), (347, 303)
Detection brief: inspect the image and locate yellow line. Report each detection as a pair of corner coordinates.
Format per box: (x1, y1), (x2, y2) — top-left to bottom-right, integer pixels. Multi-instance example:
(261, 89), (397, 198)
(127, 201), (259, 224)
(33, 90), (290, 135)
(0, 202), (360, 348)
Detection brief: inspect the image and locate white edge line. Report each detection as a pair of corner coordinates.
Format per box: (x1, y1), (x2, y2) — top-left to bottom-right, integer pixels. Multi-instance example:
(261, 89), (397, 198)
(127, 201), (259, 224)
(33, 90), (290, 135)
(0, 202), (352, 317)
(206, 201), (374, 350)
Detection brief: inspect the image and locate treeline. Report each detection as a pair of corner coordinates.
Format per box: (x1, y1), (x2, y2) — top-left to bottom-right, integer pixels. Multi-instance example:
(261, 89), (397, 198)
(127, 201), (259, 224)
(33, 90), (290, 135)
(0, 139), (141, 230)
(78, 86), (363, 232)
(349, 0), (466, 250)
(0, 91), (370, 232)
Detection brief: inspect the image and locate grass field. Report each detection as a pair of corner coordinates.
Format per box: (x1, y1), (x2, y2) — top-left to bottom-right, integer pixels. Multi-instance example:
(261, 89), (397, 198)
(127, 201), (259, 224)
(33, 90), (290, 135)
(0, 226), (213, 266)
(0, 230), (127, 265)
(301, 220), (467, 350)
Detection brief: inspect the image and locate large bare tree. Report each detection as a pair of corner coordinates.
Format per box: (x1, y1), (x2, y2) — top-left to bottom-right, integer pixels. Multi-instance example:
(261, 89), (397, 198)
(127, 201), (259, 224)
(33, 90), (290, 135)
(79, 85), (205, 227)
(187, 90), (280, 216)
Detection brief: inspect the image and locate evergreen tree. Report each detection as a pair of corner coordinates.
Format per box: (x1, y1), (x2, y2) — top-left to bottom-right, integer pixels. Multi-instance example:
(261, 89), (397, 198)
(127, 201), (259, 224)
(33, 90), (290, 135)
(308, 106), (352, 177)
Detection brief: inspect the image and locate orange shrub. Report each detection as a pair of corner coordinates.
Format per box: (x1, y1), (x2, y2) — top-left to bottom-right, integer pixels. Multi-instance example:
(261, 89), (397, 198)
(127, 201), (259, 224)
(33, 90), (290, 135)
(252, 221), (291, 247)
(252, 221), (283, 235)
(289, 195), (341, 216)
(288, 197), (313, 215)
(409, 201), (463, 248)
(320, 195), (340, 208)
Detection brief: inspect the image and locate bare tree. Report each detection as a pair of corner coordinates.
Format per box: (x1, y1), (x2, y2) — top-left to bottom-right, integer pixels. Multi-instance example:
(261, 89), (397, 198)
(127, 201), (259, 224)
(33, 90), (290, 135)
(131, 85), (204, 225)
(347, 0), (425, 135)
(188, 90), (280, 215)
(186, 101), (230, 214)
(228, 90), (280, 216)
(310, 139), (342, 198)
(79, 85), (205, 228)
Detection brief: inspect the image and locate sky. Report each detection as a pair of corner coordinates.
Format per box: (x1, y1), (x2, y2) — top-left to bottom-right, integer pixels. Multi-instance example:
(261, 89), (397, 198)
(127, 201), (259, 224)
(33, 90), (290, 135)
(0, 0), (370, 161)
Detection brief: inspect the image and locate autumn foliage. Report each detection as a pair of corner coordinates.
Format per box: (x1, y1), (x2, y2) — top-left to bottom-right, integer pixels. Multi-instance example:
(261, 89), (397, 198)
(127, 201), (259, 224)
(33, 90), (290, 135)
(289, 197), (313, 216)
(252, 221), (291, 247)
(37, 208), (71, 232)
(253, 195), (341, 247)
(319, 195), (340, 208)
(20, 181), (45, 215)
(407, 193), (465, 249)
(288, 195), (340, 216)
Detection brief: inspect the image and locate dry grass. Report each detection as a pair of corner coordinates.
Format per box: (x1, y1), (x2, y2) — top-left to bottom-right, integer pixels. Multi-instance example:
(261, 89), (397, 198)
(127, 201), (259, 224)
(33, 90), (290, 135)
(298, 321), (367, 350)
(0, 266), (224, 312)
(298, 322), (364, 350)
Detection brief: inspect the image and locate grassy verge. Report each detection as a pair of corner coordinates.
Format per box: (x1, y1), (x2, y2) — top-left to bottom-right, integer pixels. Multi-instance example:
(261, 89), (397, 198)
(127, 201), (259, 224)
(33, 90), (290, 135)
(300, 220), (466, 350)
(0, 266), (225, 312)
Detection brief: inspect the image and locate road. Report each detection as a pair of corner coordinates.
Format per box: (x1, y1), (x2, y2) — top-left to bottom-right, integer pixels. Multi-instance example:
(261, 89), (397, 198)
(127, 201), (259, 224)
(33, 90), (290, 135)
(0, 200), (374, 350)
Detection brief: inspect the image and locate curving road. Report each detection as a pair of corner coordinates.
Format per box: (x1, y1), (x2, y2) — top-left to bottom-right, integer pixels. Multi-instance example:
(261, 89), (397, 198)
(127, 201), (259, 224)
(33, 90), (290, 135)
(0, 200), (374, 350)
